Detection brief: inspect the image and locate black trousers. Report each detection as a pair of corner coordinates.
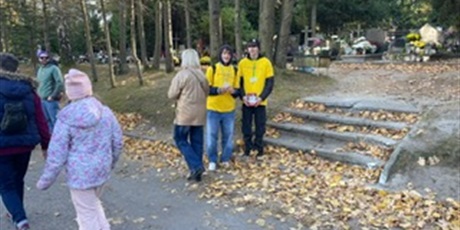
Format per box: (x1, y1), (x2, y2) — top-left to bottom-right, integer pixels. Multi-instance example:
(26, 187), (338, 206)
(242, 105), (266, 154)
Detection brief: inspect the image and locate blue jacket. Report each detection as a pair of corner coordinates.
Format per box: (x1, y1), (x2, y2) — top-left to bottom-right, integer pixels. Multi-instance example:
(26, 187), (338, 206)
(0, 71), (41, 148)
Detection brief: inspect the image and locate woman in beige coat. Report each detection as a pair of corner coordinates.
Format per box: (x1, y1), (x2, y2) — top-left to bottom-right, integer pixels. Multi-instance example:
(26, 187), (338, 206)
(168, 49), (209, 182)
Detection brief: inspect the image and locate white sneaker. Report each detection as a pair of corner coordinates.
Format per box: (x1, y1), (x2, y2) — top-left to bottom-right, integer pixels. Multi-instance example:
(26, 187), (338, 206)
(221, 162), (230, 169)
(208, 162), (217, 171)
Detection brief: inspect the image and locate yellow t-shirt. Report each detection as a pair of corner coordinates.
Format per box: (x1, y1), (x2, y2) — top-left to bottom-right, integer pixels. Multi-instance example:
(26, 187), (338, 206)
(237, 56), (274, 106)
(206, 63), (239, 112)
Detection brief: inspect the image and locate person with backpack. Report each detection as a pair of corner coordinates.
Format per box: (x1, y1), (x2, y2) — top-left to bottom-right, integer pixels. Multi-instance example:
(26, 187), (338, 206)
(168, 49), (209, 182)
(238, 39), (275, 159)
(205, 45), (240, 171)
(0, 52), (50, 230)
(36, 51), (64, 131)
(36, 68), (123, 230)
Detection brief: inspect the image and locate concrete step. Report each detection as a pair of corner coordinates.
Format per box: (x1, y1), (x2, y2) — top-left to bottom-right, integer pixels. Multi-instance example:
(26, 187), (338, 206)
(267, 121), (398, 147)
(284, 108), (410, 130)
(302, 96), (420, 114)
(264, 132), (384, 169)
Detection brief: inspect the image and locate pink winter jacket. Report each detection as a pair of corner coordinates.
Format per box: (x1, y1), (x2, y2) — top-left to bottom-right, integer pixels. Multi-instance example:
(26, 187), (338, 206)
(37, 97), (123, 190)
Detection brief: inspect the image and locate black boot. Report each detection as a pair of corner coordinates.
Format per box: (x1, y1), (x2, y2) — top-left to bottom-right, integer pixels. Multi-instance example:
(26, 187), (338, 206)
(187, 167), (204, 182)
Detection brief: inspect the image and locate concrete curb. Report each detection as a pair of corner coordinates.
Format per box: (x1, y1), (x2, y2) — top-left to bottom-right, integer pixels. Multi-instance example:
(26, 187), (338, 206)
(378, 143), (405, 184)
(264, 137), (384, 168)
(267, 121), (397, 147)
(284, 108), (410, 130)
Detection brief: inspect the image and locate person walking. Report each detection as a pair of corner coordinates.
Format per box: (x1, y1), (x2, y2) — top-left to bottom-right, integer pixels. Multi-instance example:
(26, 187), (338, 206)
(36, 51), (64, 131)
(205, 45), (239, 171)
(36, 69), (123, 230)
(168, 49), (209, 181)
(237, 39), (275, 159)
(0, 52), (50, 230)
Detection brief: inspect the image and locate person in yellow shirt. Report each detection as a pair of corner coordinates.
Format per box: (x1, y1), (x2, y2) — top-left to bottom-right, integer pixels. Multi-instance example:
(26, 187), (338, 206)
(206, 45), (239, 171)
(238, 39), (274, 159)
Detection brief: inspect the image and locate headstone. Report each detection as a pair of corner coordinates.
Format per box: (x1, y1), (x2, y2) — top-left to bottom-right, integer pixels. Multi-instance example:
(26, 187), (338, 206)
(419, 23), (442, 45)
(366, 28), (386, 45)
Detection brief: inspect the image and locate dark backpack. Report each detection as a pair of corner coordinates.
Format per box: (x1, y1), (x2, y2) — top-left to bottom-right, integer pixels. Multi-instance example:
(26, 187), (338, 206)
(0, 93), (28, 134)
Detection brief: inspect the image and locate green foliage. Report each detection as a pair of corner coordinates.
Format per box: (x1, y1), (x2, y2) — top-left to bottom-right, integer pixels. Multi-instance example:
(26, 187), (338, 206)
(389, 0), (433, 29)
(430, 0), (460, 28)
(316, 0), (392, 33)
(3, 0), (459, 61)
(196, 6), (257, 47)
(90, 16), (105, 49)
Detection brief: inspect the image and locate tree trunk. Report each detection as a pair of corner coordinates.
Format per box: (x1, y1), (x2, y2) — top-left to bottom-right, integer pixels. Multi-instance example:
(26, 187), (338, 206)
(0, 0), (4, 52)
(80, 0), (98, 82)
(41, 0), (51, 52)
(130, 0), (144, 85)
(311, 0), (317, 39)
(234, 0), (242, 59)
(208, 0), (221, 61)
(184, 0), (192, 48)
(136, 0), (149, 67)
(30, 0), (38, 71)
(1, 0), (10, 52)
(152, 0), (162, 70)
(100, 0), (116, 87)
(55, 0), (73, 66)
(163, 0), (174, 73)
(275, 0), (294, 69)
(258, 0), (275, 60)
(118, 0), (129, 74)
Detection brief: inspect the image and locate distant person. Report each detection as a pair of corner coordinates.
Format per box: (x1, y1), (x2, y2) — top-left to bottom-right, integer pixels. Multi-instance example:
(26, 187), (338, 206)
(168, 49), (209, 181)
(36, 51), (64, 131)
(237, 39), (275, 159)
(36, 69), (123, 230)
(0, 52), (50, 230)
(205, 45), (239, 171)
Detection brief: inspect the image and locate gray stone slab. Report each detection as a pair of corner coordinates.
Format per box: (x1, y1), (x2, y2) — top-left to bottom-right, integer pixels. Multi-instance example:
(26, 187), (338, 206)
(285, 108), (410, 130)
(302, 96), (420, 114)
(352, 100), (419, 113)
(267, 121), (398, 147)
(303, 96), (360, 107)
(264, 136), (384, 168)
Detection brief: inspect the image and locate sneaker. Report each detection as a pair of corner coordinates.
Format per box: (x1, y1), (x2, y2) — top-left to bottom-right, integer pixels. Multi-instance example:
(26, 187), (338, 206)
(220, 161), (230, 169)
(208, 162), (217, 171)
(256, 152), (264, 160)
(16, 220), (30, 230)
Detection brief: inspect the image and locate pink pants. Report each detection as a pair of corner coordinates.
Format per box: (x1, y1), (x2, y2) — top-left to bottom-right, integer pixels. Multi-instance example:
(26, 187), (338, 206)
(70, 186), (110, 230)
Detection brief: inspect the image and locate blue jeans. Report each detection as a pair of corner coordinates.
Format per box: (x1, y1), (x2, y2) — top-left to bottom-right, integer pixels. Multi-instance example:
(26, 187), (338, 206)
(0, 152), (31, 224)
(173, 125), (204, 173)
(41, 100), (60, 132)
(206, 110), (235, 163)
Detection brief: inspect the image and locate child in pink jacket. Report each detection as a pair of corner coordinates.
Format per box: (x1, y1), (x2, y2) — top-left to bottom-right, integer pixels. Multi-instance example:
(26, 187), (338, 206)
(37, 69), (123, 230)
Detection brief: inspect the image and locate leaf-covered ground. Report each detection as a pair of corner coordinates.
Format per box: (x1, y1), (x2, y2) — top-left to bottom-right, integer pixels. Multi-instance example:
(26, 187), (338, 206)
(117, 113), (460, 230)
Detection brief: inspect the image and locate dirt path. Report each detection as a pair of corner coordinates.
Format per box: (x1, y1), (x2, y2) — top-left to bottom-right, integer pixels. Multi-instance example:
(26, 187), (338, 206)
(0, 151), (298, 230)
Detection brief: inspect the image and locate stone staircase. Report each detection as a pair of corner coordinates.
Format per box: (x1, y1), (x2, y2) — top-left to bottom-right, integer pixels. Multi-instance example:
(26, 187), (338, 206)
(264, 96), (420, 183)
